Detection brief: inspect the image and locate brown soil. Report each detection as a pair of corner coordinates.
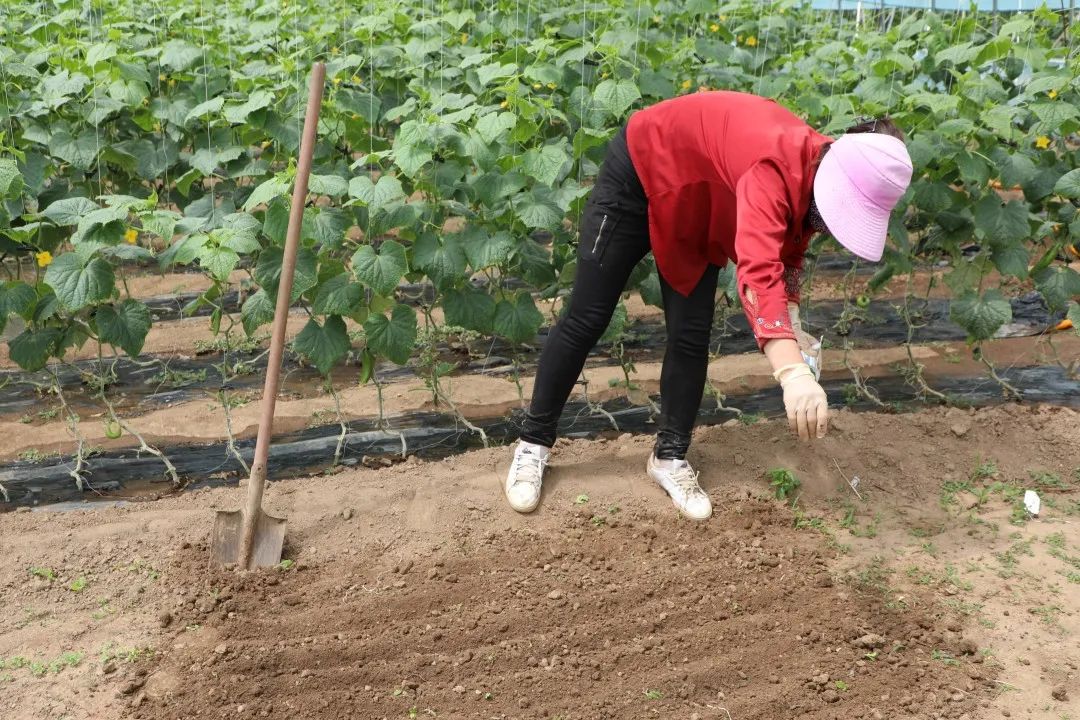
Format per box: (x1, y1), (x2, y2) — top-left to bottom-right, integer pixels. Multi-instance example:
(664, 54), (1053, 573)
(3, 333), (1077, 464)
(1, 406), (1077, 720)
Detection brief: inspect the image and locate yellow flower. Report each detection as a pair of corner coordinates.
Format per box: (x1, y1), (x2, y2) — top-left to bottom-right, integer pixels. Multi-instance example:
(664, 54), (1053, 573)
(710, 23), (719, 32)
(460, 33), (468, 44)
(330, 46), (339, 55)
(36, 250), (52, 268)
(746, 36), (758, 47)
(351, 75), (361, 84)
(351, 113), (359, 120)
(720, 14), (727, 20)
(1048, 89), (1058, 99)
(1035, 135), (1051, 150)
(698, 85), (710, 93)
(547, 83), (556, 90)
(680, 79), (692, 91)
(601, 72), (609, 79)
(533, 83), (541, 90)
(158, 73), (166, 82)
(333, 76), (342, 85)
(500, 100), (508, 109)
(261, 140), (271, 148)
(124, 228), (138, 244)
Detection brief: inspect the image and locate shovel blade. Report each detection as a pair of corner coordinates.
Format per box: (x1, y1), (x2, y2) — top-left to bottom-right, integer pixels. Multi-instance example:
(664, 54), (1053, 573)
(210, 508), (287, 568)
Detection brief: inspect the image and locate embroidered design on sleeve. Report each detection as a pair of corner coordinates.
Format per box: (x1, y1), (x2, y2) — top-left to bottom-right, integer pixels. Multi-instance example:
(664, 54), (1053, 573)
(783, 266), (802, 298)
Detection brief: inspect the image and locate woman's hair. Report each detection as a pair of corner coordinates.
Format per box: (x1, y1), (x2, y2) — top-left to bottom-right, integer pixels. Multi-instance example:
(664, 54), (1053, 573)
(844, 116), (905, 141)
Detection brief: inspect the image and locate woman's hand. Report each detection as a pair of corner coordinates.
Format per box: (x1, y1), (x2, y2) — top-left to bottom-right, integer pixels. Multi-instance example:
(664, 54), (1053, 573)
(777, 365), (829, 441)
(764, 339), (830, 441)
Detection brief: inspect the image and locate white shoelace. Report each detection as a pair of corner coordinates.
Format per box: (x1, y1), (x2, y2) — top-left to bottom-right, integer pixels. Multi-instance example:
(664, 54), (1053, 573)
(668, 464), (705, 499)
(511, 451), (546, 488)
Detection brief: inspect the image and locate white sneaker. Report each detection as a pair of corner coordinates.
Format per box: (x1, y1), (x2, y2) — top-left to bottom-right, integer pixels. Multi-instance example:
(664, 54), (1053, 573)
(505, 442), (549, 513)
(647, 455), (713, 520)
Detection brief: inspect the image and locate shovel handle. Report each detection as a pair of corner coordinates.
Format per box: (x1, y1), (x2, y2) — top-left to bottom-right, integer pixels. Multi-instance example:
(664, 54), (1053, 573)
(238, 62), (326, 569)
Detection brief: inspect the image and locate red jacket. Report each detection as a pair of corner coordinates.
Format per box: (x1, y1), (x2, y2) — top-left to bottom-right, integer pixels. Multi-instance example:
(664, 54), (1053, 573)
(626, 91), (831, 350)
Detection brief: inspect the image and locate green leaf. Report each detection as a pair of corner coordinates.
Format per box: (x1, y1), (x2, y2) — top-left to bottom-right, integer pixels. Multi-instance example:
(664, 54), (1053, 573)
(0, 158), (23, 199)
(189, 146), (244, 176)
(49, 130), (99, 170)
(364, 303), (417, 365)
(303, 207), (349, 249)
(85, 42), (117, 68)
(42, 197), (97, 226)
(1031, 102), (1080, 133)
(949, 289), (1012, 342)
(592, 79), (641, 118)
(312, 273), (363, 315)
(522, 143), (570, 187)
(197, 245), (240, 281)
(0, 281), (37, 325)
(223, 90), (274, 124)
(243, 176), (290, 211)
(241, 289), (275, 335)
(95, 299), (151, 357)
(474, 111), (518, 144)
(394, 144), (432, 178)
(215, 227), (261, 254)
(412, 233), (466, 289)
(1066, 301), (1080, 336)
(293, 315), (350, 374)
(494, 292), (543, 344)
(514, 194), (563, 229)
(185, 96), (224, 125)
(254, 246), (318, 303)
(463, 229), (514, 271)
(44, 253), (115, 311)
(8, 327), (63, 371)
(160, 40), (202, 71)
(990, 243), (1029, 279)
(308, 174), (348, 197)
(1033, 266), (1080, 312)
(973, 196), (1030, 245)
(352, 240), (407, 296)
(906, 92), (960, 116)
(348, 175), (405, 214)
(1053, 169), (1080, 199)
(442, 287), (496, 333)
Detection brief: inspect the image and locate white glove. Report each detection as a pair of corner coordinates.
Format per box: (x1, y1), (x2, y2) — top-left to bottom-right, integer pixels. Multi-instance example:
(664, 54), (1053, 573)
(787, 302), (822, 379)
(774, 363), (829, 441)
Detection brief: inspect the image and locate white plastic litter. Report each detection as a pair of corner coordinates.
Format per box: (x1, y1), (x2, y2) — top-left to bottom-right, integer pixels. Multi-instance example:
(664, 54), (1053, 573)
(1023, 490), (1041, 518)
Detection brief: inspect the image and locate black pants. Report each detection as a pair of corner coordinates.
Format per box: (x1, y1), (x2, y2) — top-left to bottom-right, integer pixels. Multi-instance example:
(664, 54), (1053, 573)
(520, 127), (720, 460)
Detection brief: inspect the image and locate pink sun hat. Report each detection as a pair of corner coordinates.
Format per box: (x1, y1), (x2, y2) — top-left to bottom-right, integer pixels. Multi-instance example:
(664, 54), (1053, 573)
(812, 133), (913, 262)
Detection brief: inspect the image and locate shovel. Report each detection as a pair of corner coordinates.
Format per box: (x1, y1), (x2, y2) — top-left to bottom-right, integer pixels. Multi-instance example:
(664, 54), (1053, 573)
(211, 62), (326, 569)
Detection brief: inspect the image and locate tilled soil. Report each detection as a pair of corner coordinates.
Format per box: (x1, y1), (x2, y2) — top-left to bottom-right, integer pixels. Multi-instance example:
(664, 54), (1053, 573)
(2, 405), (1077, 720)
(142, 499), (989, 720)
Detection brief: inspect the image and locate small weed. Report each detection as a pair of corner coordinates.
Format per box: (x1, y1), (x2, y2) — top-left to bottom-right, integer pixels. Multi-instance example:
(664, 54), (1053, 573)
(906, 566), (936, 586)
(768, 468), (800, 503)
(149, 366), (208, 388)
(29, 661), (47, 677)
(643, 689), (663, 700)
(851, 556), (893, 592)
(68, 577), (87, 593)
(37, 407), (59, 421)
(18, 448), (48, 462)
(944, 599), (984, 616)
(0, 657), (28, 670)
(920, 541), (939, 558)
(18, 413), (32, 424)
(977, 617), (997, 629)
(48, 651), (84, 674)
(839, 506), (856, 529)
(607, 505), (620, 515)
(931, 649), (960, 667)
(863, 651), (878, 661)
(126, 559), (160, 581)
(574, 493), (589, 505)
(996, 539), (1034, 578)
(482, 692), (493, 701)
(834, 680), (849, 692)
(944, 565), (973, 592)
(1029, 472), (1070, 491)
(1045, 532), (1066, 550)
(194, 332), (267, 355)
(29, 567), (56, 581)
(970, 458), (998, 482)
(590, 515), (606, 527)
(276, 559), (295, 571)
(392, 688), (405, 697)
(408, 707), (418, 719)
(737, 412), (764, 426)
(1028, 604), (1063, 628)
